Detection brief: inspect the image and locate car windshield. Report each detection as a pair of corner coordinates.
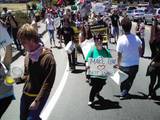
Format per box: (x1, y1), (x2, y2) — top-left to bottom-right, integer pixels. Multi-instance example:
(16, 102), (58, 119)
(128, 7), (136, 10)
(145, 11), (153, 14)
(135, 10), (144, 13)
(127, 10), (133, 13)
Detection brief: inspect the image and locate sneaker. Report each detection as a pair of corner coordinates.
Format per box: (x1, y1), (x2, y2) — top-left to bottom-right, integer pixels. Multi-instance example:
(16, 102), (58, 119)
(148, 95), (152, 99)
(148, 91), (156, 99)
(120, 94), (130, 100)
(120, 96), (125, 100)
(88, 101), (93, 106)
(148, 94), (156, 99)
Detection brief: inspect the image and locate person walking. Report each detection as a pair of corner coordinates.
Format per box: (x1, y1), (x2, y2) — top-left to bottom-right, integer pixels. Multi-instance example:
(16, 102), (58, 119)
(17, 24), (56, 120)
(135, 19), (145, 57)
(110, 9), (120, 44)
(147, 18), (160, 99)
(149, 19), (160, 58)
(147, 52), (160, 99)
(114, 17), (142, 100)
(45, 13), (56, 48)
(86, 34), (112, 106)
(79, 22), (94, 59)
(6, 10), (22, 51)
(60, 16), (76, 71)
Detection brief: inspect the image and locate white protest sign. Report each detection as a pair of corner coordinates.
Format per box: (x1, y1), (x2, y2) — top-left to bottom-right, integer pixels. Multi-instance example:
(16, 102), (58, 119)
(88, 57), (116, 76)
(110, 70), (128, 85)
(80, 1), (92, 17)
(0, 23), (13, 49)
(80, 39), (95, 59)
(92, 2), (106, 15)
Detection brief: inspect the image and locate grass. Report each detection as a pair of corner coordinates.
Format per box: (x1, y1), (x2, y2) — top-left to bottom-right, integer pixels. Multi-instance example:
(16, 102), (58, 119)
(0, 3), (27, 12)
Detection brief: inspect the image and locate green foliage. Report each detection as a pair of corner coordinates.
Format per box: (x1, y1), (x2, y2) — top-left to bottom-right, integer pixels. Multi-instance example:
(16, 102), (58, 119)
(27, 0), (38, 9)
(52, 0), (58, 5)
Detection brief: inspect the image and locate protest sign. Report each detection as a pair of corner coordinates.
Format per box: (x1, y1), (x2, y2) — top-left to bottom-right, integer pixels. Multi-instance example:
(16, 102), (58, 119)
(92, 2), (106, 15)
(64, 41), (76, 54)
(110, 70), (128, 85)
(80, 0), (92, 17)
(88, 57), (116, 76)
(0, 23), (13, 49)
(80, 39), (95, 59)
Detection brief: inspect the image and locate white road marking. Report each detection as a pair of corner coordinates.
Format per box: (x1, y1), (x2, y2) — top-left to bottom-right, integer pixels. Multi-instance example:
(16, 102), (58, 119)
(40, 65), (69, 120)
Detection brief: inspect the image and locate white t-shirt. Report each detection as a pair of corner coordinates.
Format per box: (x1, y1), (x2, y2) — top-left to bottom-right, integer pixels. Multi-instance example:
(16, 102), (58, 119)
(116, 34), (142, 67)
(45, 18), (54, 30)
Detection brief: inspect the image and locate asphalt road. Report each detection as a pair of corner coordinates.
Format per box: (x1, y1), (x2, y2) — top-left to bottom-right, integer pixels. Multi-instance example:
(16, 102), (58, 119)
(1, 22), (160, 120)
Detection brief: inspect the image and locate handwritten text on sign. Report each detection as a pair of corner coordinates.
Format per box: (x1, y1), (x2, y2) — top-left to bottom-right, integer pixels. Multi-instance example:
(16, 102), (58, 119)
(88, 57), (116, 76)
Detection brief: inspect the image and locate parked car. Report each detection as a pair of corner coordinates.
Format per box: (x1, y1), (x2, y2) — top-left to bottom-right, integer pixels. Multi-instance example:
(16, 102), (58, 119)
(127, 6), (137, 11)
(133, 9), (145, 21)
(127, 9), (145, 21)
(117, 4), (127, 16)
(126, 10), (134, 20)
(143, 11), (154, 25)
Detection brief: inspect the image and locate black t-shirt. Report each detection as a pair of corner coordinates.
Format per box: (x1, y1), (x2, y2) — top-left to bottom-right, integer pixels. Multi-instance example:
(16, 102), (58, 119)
(61, 26), (74, 45)
(110, 14), (119, 27)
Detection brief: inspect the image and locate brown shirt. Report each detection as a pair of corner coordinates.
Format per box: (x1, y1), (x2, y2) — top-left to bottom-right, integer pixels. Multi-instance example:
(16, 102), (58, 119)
(23, 48), (56, 102)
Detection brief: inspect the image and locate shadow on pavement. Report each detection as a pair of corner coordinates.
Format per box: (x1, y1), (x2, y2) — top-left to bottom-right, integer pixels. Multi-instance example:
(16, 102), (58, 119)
(56, 46), (63, 49)
(12, 50), (25, 63)
(114, 92), (148, 100)
(142, 56), (151, 59)
(131, 92), (160, 101)
(72, 69), (85, 74)
(152, 96), (160, 101)
(91, 99), (122, 110)
(76, 62), (85, 66)
(154, 101), (160, 105)
(39, 30), (47, 38)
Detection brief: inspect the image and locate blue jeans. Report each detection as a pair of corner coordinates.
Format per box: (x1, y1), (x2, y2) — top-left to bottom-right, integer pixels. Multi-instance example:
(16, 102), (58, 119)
(48, 30), (54, 45)
(120, 65), (139, 96)
(112, 26), (119, 39)
(20, 94), (48, 120)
